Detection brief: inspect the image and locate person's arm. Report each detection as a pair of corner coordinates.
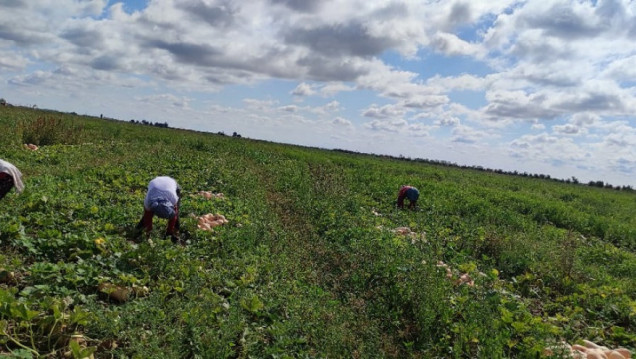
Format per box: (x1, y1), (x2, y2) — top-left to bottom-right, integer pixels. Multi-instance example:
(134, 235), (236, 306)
(397, 187), (408, 208)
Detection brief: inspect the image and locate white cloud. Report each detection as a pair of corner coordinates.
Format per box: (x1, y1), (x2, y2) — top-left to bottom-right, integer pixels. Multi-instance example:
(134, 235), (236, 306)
(427, 74), (489, 92)
(430, 31), (485, 57)
(291, 82), (315, 96)
(243, 98), (278, 110)
(571, 112), (599, 127)
(279, 105), (299, 112)
(0, 51), (28, 69)
(553, 124), (580, 135)
(137, 94), (191, 109)
(332, 116), (353, 127)
(362, 104), (406, 119)
(435, 115), (460, 127)
(319, 82), (355, 97)
(451, 125), (495, 143)
(365, 118), (408, 133)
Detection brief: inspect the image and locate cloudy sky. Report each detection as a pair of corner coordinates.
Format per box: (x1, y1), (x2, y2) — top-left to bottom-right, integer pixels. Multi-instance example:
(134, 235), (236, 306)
(1, 0), (636, 186)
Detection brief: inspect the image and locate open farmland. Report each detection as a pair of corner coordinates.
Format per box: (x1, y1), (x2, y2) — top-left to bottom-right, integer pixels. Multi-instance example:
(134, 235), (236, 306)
(1, 106), (635, 358)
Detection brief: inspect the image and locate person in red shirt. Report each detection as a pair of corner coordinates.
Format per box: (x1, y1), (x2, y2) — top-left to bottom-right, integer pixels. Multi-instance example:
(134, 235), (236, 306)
(397, 185), (419, 210)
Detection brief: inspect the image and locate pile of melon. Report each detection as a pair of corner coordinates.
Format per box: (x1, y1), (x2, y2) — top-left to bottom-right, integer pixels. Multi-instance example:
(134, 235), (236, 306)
(196, 191), (225, 200)
(544, 339), (632, 358)
(98, 282), (149, 303)
(435, 260), (475, 287)
(197, 213), (228, 231)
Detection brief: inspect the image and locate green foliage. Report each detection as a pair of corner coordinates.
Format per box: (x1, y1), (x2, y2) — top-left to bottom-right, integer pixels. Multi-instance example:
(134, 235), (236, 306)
(17, 116), (86, 146)
(0, 106), (635, 357)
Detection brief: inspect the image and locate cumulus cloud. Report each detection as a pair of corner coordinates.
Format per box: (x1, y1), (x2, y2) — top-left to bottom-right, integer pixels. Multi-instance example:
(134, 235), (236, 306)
(279, 105), (299, 112)
(451, 125), (495, 143)
(362, 104), (406, 119)
(332, 116), (353, 127)
(435, 115), (460, 127)
(8, 71), (51, 86)
(402, 95), (449, 109)
(430, 31), (485, 57)
(319, 82), (355, 97)
(269, 0), (324, 13)
(426, 74), (489, 92)
(137, 94), (191, 109)
(291, 82), (315, 96)
(407, 123), (432, 137)
(509, 132), (594, 169)
(571, 112), (598, 126)
(553, 124), (580, 135)
(0, 52), (28, 69)
(243, 98), (278, 110)
(365, 119), (408, 133)
(284, 22), (401, 58)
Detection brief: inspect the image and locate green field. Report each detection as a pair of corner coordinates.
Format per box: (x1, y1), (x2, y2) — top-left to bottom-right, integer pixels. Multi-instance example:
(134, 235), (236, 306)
(1, 106), (635, 358)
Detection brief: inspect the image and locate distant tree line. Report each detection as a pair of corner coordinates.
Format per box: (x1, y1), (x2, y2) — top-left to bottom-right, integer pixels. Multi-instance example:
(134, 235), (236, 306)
(129, 119), (169, 128)
(214, 131), (242, 138)
(332, 149), (634, 192)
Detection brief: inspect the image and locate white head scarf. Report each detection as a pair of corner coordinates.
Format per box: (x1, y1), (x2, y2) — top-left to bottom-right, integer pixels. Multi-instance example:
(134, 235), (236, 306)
(0, 159), (24, 193)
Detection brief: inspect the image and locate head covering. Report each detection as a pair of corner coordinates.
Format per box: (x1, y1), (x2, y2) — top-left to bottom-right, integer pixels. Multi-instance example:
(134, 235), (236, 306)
(150, 198), (176, 219)
(0, 159), (24, 193)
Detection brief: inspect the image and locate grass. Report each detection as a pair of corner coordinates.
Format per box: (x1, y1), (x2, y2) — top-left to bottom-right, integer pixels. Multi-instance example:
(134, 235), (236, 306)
(0, 105), (635, 358)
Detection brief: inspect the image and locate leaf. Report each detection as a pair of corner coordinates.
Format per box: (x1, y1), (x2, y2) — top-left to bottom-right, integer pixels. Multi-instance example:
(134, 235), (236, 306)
(8, 349), (34, 359)
(241, 295), (264, 314)
(70, 340), (82, 358)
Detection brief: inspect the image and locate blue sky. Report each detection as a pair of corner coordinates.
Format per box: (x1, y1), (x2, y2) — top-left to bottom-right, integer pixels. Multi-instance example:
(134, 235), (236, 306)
(106, 0), (147, 14)
(1, 0), (636, 186)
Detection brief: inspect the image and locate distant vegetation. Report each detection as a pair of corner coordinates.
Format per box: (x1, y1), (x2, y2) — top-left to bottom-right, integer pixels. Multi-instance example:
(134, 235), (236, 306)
(129, 119), (169, 128)
(0, 105), (635, 358)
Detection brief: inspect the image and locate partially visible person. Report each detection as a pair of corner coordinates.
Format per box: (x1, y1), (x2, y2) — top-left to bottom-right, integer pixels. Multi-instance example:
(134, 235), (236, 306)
(397, 185), (419, 210)
(136, 176), (182, 243)
(0, 159), (24, 200)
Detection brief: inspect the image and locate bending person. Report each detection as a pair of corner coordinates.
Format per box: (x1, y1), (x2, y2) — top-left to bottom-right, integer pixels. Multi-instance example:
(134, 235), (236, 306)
(136, 176), (181, 243)
(397, 185), (419, 210)
(0, 159), (24, 200)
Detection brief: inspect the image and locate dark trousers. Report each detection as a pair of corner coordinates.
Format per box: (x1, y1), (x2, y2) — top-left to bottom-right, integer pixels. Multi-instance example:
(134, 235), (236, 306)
(136, 206), (180, 235)
(0, 173), (14, 200)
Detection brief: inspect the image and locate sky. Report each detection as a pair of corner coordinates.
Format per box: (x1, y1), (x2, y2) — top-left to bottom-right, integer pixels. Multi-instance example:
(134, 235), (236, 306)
(1, 0), (636, 186)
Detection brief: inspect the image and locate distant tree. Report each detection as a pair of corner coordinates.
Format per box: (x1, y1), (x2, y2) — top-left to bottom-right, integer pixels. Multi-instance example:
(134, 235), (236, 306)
(571, 176), (579, 184)
(588, 180), (604, 188)
(217, 131), (226, 136)
(0, 98), (6, 106)
(232, 132), (242, 138)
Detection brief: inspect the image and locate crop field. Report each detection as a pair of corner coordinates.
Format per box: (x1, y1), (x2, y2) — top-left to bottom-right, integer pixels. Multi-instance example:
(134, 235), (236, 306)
(1, 106), (635, 358)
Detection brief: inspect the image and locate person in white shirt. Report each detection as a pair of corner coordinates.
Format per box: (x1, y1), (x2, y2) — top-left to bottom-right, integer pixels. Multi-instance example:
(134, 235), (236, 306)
(0, 159), (24, 200)
(136, 176), (182, 242)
